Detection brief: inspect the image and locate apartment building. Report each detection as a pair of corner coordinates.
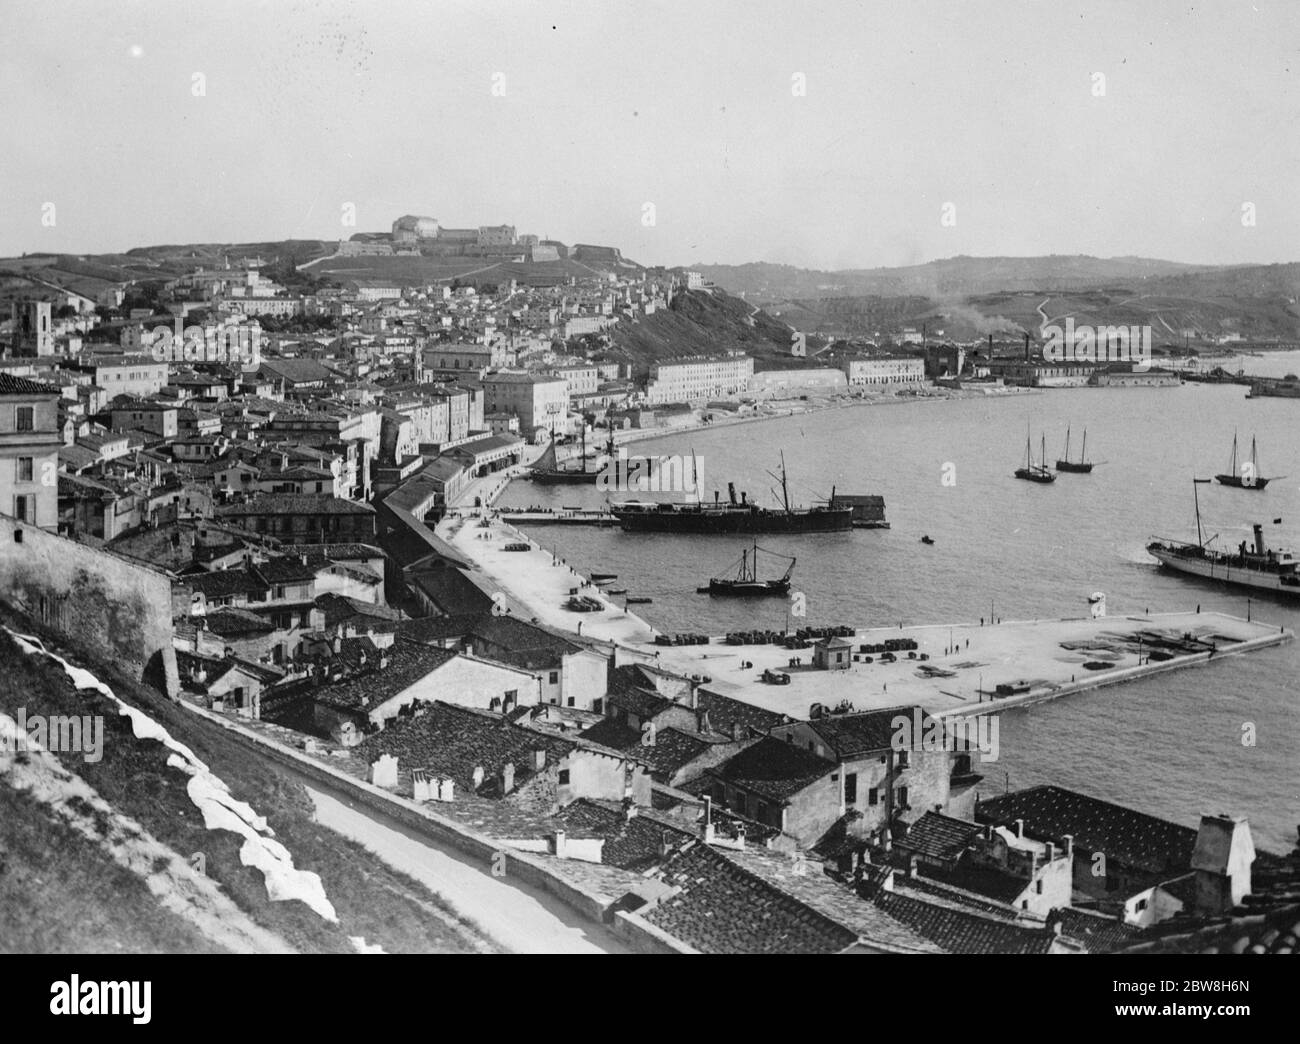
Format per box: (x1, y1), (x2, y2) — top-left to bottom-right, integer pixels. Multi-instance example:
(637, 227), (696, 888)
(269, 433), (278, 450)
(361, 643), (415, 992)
(481, 372), (567, 437)
(841, 356), (927, 386)
(0, 374), (61, 529)
(645, 354), (754, 405)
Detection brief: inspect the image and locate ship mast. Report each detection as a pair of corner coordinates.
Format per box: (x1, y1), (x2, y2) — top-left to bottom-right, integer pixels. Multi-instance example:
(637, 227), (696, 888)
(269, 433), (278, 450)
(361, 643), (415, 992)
(1193, 477), (1209, 547)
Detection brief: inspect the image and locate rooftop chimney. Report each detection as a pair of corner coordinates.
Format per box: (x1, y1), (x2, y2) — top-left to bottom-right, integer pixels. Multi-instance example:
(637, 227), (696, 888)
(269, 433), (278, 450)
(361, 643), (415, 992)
(500, 761), (515, 794)
(471, 765), (485, 789)
(908, 856), (919, 879)
(1063, 833), (1074, 858)
(1045, 842), (1055, 862)
(532, 748), (546, 771)
(1015, 818), (1024, 839)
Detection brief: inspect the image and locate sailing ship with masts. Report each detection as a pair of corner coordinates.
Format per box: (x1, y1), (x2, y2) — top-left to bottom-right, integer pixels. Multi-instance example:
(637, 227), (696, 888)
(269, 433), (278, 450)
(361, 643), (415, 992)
(1147, 479), (1300, 596)
(1055, 426), (1094, 473)
(529, 425), (613, 484)
(703, 541), (796, 596)
(1014, 430), (1055, 483)
(1214, 430), (1274, 490)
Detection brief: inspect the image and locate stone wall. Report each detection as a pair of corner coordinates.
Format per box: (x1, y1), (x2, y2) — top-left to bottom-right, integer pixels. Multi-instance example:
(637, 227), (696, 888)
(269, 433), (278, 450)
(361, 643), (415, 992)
(0, 515), (178, 696)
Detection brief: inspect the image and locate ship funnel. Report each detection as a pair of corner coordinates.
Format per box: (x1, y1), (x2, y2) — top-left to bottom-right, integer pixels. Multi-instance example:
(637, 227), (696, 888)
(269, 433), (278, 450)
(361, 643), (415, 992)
(1253, 523), (1265, 555)
(728, 482), (737, 505)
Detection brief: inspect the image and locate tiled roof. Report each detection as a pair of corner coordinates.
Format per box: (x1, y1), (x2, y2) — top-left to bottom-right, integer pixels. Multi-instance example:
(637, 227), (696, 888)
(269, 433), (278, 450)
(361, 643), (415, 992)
(896, 811), (982, 863)
(606, 678), (674, 718)
(218, 494), (374, 515)
(1118, 903), (1300, 955)
(353, 700), (577, 795)
(185, 568), (268, 599)
(469, 614), (580, 659)
(258, 358), (339, 384)
(807, 705), (932, 757)
(293, 542), (385, 560)
(577, 716), (643, 750)
(252, 556), (321, 584)
(977, 785), (1198, 876)
(312, 639), (458, 712)
(695, 688), (788, 735)
(709, 736), (835, 803)
(1055, 908), (1147, 953)
(555, 799), (693, 872)
(0, 373), (59, 395)
(721, 845), (944, 953)
(395, 614), (478, 644)
(863, 885), (1058, 954)
(627, 726), (713, 777)
(643, 843), (859, 954)
(201, 607), (275, 636)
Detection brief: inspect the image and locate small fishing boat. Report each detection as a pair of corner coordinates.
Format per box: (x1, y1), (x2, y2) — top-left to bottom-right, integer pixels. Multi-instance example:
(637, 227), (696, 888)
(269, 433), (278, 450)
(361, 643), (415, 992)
(707, 541), (796, 596)
(920, 535), (935, 545)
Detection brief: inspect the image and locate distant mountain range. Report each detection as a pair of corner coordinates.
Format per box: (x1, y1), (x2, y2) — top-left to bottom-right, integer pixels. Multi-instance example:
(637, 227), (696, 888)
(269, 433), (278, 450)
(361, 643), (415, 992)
(686, 256), (1300, 345)
(687, 255), (1299, 300)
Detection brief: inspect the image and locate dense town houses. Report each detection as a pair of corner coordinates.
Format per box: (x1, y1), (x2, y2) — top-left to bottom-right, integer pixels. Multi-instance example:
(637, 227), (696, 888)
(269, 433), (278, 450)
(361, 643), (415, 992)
(1, 238), (1291, 958)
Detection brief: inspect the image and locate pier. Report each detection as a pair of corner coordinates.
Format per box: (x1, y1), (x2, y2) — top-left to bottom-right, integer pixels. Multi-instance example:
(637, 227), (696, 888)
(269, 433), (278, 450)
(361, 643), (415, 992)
(444, 512), (1293, 722)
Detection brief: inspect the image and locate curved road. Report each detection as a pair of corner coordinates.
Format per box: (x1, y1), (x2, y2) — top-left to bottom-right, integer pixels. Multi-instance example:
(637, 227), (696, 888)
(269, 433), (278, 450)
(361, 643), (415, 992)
(297, 777), (632, 954)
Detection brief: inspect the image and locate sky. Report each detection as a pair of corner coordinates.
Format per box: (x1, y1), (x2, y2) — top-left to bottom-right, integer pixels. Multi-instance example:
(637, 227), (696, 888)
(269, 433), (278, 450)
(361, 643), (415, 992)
(2, 0), (1297, 269)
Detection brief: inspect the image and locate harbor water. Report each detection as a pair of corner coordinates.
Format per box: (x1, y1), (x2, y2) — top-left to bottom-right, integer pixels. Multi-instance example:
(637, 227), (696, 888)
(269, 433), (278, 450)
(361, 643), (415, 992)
(500, 366), (1300, 852)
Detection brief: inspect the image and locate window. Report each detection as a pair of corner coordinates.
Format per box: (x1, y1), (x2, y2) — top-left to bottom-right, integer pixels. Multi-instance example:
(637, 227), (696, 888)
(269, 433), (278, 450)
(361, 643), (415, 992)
(16, 406), (34, 432)
(896, 785), (909, 808)
(1036, 880), (1044, 894)
(868, 786), (879, 806)
(1135, 897), (1148, 911)
(14, 495), (31, 522)
(591, 698), (602, 714)
(548, 670), (559, 684)
(566, 696), (574, 707)
(557, 769), (570, 785)
(17, 457), (34, 481)
(504, 689), (517, 707)
(844, 773), (858, 804)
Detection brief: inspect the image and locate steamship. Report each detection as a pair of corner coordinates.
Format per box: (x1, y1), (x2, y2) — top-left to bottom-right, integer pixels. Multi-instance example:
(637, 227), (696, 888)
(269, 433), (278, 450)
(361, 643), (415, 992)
(1147, 481), (1300, 597)
(610, 455), (855, 534)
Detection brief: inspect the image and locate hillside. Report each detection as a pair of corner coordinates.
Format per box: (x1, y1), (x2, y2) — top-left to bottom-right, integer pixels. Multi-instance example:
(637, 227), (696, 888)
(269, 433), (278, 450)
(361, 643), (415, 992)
(606, 287), (818, 378)
(691, 255), (1217, 300)
(0, 606), (494, 955)
(691, 257), (1300, 344)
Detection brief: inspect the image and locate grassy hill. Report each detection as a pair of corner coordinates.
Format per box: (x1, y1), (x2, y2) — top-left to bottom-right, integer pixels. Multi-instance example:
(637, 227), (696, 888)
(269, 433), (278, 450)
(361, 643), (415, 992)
(0, 605), (494, 954)
(607, 287), (821, 378)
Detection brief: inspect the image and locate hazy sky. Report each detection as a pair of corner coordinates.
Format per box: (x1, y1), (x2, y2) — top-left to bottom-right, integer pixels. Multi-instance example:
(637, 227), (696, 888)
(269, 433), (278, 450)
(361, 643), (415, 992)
(3, 0), (1297, 269)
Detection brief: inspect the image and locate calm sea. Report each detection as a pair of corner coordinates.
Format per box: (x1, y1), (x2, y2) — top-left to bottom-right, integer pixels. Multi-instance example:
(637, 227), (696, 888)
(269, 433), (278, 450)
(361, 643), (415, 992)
(500, 357), (1300, 852)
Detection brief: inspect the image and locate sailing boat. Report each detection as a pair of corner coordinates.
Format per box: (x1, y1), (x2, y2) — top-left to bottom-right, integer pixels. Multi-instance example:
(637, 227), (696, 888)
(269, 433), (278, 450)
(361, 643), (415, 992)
(1015, 430), (1056, 483)
(1215, 431), (1272, 490)
(1055, 426), (1094, 473)
(704, 540), (796, 596)
(529, 426), (612, 484)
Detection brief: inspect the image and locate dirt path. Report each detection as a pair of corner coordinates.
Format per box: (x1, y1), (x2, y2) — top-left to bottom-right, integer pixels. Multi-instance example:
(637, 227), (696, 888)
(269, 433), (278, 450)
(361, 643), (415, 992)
(301, 784), (632, 954)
